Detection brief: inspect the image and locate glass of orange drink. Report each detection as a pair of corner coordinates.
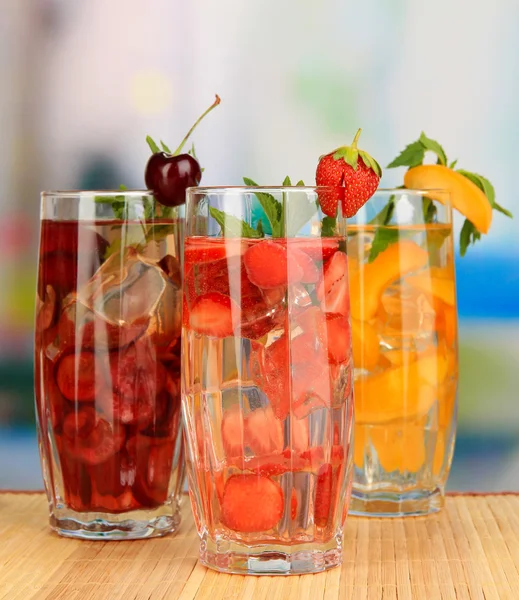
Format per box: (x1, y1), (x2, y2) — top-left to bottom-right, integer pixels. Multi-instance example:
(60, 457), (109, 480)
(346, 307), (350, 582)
(347, 189), (458, 517)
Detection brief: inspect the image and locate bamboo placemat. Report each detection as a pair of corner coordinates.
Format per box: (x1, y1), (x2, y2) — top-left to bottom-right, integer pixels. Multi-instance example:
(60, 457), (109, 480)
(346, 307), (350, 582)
(1, 493), (519, 599)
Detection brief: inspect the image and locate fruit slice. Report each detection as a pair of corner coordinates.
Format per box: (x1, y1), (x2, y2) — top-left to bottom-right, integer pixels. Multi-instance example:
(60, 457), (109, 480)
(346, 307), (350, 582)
(317, 251), (350, 316)
(354, 347), (448, 424)
(221, 405), (246, 458)
(62, 409), (125, 465)
(288, 238), (339, 261)
(349, 240), (429, 321)
(244, 240), (297, 288)
(189, 292), (240, 337)
(244, 406), (284, 456)
(318, 313), (351, 365)
(289, 249), (319, 283)
(351, 318), (379, 371)
(406, 274), (456, 306)
(56, 352), (101, 402)
(221, 474), (284, 533)
(132, 434), (175, 507)
(404, 164), (492, 233)
(314, 464), (333, 527)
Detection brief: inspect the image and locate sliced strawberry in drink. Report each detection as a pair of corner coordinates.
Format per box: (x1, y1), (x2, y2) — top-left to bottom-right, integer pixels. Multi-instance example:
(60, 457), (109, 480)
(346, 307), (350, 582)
(189, 292), (239, 338)
(221, 474), (284, 533)
(296, 306), (326, 333)
(133, 434), (175, 507)
(62, 408), (126, 465)
(36, 285), (58, 332)
(56, 351), (103, 402)
(291, 489), (298, 520)
(317, 251), (350, 316)
(289, 238), (339, 262)
(221, 405), (246, 458)
(288, 248), (319, 283)
(248, 452), (292, 477)
(318, 313), (352, 365)
(292, 363), (332, 419)
(314, 463), (333, 527)
(184, 238), (247, 268)
(244, 240), (297, 289)
(245, 406), (284, 456)
(240, 294), (286, 340)
(300, 445), (345, 470)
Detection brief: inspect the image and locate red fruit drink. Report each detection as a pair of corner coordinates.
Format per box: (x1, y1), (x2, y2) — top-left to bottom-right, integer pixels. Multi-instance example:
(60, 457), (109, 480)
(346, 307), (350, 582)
(182, 189), (354, 576)
(35, 193), (184, 540)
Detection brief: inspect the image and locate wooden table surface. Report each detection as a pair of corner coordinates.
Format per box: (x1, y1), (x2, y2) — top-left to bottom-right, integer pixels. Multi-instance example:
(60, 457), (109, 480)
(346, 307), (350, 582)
(1, 492), (519, 599)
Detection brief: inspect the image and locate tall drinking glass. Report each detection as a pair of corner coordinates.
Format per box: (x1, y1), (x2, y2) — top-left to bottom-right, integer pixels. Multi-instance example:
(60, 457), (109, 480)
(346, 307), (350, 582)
(182, 187), (354, 575)
(35, 191), (185, 539)
(348, 190), (458, 517)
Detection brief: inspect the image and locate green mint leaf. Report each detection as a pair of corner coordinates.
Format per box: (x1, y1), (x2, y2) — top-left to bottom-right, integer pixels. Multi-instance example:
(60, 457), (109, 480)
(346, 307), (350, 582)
(387, 140), (425, 169)
(456, 170), (513, 218)
(321, 216), (337, 237)
(243, 177), (283, 237)
(256, 219), (264, 236)
(419, 132), (447, 166)
(296, 180), (305, 186)
(160, 140), (172, 153)
(119, 184), (128, 191)
(146, 136), (160, 154)
(459, 218), (481, 257)
(369, 196), (396, 225)
(283, 175), (292, 186)
(368, 228), (400, 262)
(422, 197), (437, 223)
(209, 206), (262, 239)
(449, 159), (458, 169)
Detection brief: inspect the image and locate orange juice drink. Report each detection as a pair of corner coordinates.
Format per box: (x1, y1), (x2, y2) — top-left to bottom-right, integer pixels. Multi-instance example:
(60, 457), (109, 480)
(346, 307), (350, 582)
(348, 191), (458, 516)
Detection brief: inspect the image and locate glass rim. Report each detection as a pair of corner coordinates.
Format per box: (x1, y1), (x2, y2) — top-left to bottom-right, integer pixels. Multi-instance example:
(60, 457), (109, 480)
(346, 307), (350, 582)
(41, 190), (155, 199)
(187, 186), (449, 195)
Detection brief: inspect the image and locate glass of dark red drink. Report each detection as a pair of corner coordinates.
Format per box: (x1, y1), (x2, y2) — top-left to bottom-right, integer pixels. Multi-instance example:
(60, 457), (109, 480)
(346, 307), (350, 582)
(35, 191), (184, 539)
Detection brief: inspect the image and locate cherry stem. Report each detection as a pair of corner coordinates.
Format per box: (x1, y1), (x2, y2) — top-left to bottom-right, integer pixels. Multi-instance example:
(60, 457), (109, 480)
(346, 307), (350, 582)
(351, 128), (362, 149)
(173, 94), (221, 156)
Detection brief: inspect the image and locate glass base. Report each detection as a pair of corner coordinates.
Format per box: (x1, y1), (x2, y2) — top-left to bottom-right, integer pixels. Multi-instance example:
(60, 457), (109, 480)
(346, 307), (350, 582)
(349, 487), (444, 518)
(199, 533), (343, 575)
(50, 503), (182, 540)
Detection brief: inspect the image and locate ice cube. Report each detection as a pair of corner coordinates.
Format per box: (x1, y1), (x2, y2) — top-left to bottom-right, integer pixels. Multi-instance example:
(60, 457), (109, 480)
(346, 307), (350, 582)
(77, 247), (170, 327)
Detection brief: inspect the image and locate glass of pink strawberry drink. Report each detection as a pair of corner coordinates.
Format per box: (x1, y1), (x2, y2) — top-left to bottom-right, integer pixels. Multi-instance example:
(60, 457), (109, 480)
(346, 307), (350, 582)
(35, 191), (185, 539)
(182, 186), (354, 575)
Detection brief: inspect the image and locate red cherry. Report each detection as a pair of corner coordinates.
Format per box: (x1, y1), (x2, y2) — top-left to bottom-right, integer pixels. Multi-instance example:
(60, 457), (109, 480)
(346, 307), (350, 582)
(145, 152), (201, 207)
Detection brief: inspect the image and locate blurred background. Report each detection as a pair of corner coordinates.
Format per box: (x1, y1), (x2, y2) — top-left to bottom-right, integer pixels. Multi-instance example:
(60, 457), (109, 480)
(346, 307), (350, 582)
(1, 0), (518, 490)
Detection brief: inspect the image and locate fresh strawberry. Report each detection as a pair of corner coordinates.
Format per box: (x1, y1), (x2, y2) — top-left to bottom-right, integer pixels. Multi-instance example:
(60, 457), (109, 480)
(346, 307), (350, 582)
(288, 238), (339, 262)
(288, 249), (319, 283)
(244, 406), (284, 456)
(189, 292), (239, 338)
(316, 129), (381, 217)
(244, 240), (301, 289)
(221, 405), (245, 458)
(317, 251), (350, 316)
(314, 464), (334, 527)
(291, 489), (298, 520)
(221, 474), (284, 533)
(318, 313), (351, 364)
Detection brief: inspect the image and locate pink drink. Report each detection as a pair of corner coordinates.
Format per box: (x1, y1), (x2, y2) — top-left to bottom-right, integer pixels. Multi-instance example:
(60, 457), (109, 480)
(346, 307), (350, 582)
(182, 228), (354, 574)
(35, 200), (184, 539)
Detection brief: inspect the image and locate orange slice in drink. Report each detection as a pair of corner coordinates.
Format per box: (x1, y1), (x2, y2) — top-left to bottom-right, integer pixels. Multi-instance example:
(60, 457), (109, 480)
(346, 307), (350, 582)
(404, 164), (492, 233)
(350, 240), (429, 321)
(406, 274), (456, 306)
(354, 347), (448, 424)
(351, 318), (379, 371)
